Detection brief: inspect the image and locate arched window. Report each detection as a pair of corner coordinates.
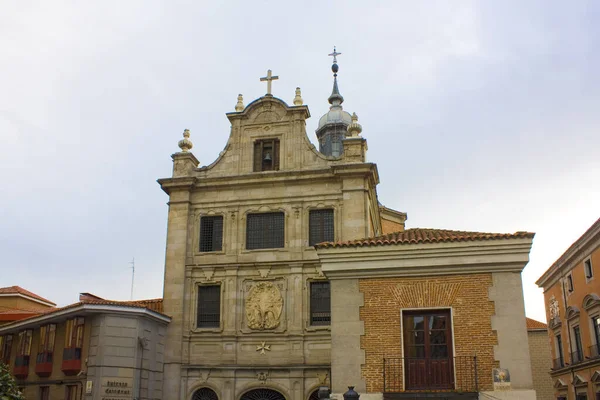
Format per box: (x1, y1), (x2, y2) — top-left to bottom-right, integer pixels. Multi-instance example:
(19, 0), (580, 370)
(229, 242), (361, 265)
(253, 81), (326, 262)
(192, 388), (218, 400)
(240, 388), (285, 400)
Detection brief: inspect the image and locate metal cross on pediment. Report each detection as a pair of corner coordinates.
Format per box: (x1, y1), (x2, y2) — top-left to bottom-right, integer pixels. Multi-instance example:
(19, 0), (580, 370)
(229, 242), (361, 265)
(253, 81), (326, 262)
(328, 46), (341, 63)
(260, 69), (279, 95)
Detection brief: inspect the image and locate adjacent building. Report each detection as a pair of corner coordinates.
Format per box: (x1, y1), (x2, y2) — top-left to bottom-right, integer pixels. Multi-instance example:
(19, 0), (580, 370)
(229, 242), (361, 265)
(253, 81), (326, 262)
(0, 292), (169, 400)
(527, 317), (553, 400)
(0, 286), (56, 325)
(537, 217), (600, 400)
(158, 54), (538, 400)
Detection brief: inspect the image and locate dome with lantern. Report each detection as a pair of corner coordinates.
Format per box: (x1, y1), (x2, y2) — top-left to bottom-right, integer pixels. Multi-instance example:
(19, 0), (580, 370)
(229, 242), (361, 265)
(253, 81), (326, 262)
(316, 47), (353, 157)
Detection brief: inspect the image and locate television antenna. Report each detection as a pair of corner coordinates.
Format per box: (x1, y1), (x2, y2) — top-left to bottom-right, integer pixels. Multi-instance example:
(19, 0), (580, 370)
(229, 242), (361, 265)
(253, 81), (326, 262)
(129, 257), (135, 300)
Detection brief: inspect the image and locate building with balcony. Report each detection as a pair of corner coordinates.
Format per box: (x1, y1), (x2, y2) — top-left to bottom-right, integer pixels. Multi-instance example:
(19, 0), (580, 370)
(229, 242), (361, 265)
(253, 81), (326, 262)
(537, 217), (600, 399)
(158, 54), (538, 400)
(0, 293), (169, 400)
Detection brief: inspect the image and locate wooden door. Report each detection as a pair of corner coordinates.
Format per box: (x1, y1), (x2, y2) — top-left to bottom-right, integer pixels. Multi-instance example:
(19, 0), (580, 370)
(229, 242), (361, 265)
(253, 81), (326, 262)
(403, 310), (453, 390)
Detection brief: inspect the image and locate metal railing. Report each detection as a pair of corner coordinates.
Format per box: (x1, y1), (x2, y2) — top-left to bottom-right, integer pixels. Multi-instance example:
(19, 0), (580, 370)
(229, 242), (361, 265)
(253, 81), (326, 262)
(589, 345), (600, 359)
(383, 356), (478, 393)
(552, 357), (565, 369)
(571, 350), (583, 364)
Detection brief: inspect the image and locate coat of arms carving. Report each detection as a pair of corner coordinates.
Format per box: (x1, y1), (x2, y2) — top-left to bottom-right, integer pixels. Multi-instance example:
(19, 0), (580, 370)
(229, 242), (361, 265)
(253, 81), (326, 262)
(549, 296), (560, 319)
(245, 282), (283, 330)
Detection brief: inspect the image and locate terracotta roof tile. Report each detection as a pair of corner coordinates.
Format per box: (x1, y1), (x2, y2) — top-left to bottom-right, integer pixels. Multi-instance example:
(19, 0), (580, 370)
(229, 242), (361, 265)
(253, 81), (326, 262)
(315, 228), (535, 249)
(526, 317), (548, 330)
(0, 286), (56, 306)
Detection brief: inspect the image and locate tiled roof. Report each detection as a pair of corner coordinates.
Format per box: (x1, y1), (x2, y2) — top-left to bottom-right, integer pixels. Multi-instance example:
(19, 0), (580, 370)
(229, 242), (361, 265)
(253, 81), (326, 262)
(0, 298), (166, 328)
(526, 317), (548, 331)
(0, 286), (56, 306)
(315, 228), (535, 249)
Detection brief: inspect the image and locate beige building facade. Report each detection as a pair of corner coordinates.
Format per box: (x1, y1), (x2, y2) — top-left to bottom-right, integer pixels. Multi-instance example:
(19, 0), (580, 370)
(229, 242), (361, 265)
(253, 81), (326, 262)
(159, 59), (538, 400)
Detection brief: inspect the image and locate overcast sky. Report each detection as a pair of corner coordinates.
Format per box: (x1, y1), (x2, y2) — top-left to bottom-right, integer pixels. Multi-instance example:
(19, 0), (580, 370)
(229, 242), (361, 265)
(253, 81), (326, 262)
(1, 1), (598, 322)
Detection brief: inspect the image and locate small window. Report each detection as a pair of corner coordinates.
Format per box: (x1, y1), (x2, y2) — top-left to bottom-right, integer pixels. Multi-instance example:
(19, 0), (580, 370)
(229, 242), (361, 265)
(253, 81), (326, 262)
(254, 139), (280, 172)
(65, 385), (78, 400)
(309, 209), (334, 246)
(576, 394), (587, 400)
(40, 386), (49, 400)
(555, 334), (564, 368)
(199, 216), (223, 252)
(572, 325), (583, 363)
(64, 318), (84, 361)
(246, 212), (285, 250)
(567, 275), (574, 292)
(16, 330), (32, 367)
(197, 285), (221, 328)
(0, 335), (12, 365)
(585, 258), (593, 279)
(310, 281), (331, 326)
(37, 324), (56, 364)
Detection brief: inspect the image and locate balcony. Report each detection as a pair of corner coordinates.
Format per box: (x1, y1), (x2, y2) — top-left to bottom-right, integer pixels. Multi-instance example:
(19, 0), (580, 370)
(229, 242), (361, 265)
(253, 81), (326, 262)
(552, 357), (565, 370)
(383, 356), (478, 398)
(61, 347), (81, 375)
(35, 352), (53, 377)
(589, 345), (600, 359)
(571, 350), (583, 365)
(13, 355), (29, 379)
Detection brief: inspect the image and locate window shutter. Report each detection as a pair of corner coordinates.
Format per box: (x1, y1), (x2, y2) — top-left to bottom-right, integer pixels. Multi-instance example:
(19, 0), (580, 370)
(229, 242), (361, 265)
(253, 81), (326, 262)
(253, 141), (262, 172)
(273, 139), (280, 170)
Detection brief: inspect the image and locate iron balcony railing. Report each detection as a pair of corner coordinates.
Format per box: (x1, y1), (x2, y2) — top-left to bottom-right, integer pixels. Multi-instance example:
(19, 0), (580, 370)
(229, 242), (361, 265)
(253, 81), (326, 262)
(552, 356), (565, 369)
(589, 345), (600, 359)
(383, 356), (478, 393)
(571, 350), (583, 364)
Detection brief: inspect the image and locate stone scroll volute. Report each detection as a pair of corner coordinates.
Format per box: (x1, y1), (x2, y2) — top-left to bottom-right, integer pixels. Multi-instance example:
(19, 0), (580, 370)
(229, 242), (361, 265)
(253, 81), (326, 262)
(245, 282), (283, 330)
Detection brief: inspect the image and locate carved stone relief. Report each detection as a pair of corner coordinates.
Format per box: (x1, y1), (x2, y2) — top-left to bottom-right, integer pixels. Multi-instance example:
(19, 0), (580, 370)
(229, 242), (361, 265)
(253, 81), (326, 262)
(245, 282), (283, 330)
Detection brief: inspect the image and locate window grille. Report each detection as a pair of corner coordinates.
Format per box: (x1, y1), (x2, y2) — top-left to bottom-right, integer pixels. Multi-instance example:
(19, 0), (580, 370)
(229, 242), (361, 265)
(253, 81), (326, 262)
(246, 212), (285, 250)
(253, 139), (280, 172)
(310, 281), (331, 326)
(197, 285), (220, 328)
(192, 388), (218, 400)
(309, 209), (334, 246)
(199, 216), (223, 252)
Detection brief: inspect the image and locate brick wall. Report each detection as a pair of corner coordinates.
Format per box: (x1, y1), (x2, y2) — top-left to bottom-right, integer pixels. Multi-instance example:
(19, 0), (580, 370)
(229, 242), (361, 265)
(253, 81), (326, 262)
(359, 274), (497, 392)
(528, 330), (553, 400)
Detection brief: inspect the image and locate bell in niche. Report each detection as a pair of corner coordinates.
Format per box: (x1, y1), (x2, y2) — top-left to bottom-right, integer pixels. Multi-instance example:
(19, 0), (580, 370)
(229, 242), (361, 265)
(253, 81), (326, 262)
(263, 152), (272, 162)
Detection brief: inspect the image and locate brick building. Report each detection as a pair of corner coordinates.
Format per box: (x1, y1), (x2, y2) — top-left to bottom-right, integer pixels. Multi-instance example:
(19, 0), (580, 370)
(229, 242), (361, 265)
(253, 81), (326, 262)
(0, 292), (169, 400)
(537, 217), (600, 399)
(159, 53), (538, 400)
(527, 317), (553, 400)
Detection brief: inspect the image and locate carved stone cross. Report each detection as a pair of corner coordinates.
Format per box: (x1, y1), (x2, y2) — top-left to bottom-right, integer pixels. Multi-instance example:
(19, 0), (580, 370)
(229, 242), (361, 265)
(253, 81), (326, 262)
(256, 341), (271, 354)
(260, 69), (279, 95)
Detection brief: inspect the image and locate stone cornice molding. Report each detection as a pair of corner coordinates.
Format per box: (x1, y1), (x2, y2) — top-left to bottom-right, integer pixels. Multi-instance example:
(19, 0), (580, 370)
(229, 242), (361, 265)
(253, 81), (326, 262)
(317, 238), (533, 279)
(537, 218), (600, 288)
(157, 177), (196, 194)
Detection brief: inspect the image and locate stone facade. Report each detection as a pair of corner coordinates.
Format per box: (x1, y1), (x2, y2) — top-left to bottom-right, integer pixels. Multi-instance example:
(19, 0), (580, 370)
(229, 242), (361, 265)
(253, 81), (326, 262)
(159, 95), (378, 400)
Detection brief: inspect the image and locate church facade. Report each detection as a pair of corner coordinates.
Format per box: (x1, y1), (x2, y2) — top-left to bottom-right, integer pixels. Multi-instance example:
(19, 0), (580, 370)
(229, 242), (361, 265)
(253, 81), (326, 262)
(158, 55), (537, 400)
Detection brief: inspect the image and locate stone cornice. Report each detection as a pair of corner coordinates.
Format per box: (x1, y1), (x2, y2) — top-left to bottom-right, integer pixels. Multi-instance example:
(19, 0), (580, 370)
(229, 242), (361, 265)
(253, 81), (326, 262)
(318, 238), (533, 279)
(536, 218), (600, 288)
(157, 177), (196, 194)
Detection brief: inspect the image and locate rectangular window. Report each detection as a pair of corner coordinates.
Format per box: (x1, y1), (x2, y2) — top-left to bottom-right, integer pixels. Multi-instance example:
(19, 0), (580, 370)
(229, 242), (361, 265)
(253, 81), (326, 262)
(40, 386), (49, 400)
(555, 334), (564, 368)
(64, 318), (84, 361)
(199, 216), (223, 252)
(585, 258), (593, 279)
(567, 275), (574, 292)
(309, 209), (334, 246)
(246, 212), (285, 250)
(197, 285), (221, 328)
(253, 139), (280, 172)
(37, 324), (56, 364)
(0, 335), (12, 365)
(573, 326), (583, 363)
(310, 281), (331, 326)
(16, 330), (32, 366)
(65, 385), (78, 400)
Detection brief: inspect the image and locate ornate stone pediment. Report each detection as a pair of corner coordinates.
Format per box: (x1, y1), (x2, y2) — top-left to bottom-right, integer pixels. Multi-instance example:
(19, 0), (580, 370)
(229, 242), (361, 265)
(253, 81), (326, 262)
(245, 281), (283, 330)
